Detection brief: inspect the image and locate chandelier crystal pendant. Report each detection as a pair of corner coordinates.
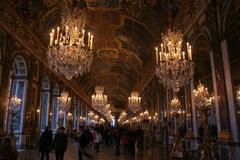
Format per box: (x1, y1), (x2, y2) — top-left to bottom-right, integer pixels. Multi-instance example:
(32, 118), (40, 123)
(91, 86), (108, 114)
(48, 7), (94, 80)
(155, 29), (194, 92)
(128, 91), (141, 113)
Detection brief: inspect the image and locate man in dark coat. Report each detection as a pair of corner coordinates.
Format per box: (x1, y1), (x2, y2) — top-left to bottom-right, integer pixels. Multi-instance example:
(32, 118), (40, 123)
(39, 126), (53, 160)
(53, 127), (68, 160)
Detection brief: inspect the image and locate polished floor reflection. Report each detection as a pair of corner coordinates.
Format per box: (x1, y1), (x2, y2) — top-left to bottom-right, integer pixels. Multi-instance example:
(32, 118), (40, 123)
(19, 140), (170, 160)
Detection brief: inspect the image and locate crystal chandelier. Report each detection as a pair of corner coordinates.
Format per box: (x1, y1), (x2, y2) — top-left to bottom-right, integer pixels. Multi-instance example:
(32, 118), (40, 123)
(99, 118), (105, 124)
(118, 111), (127, 124)
(58, 91), (71, 112)
(91, 86), (108, 114)
(170, 96), (184, 115)
(171, 97), (181, 111)
(128, 91), (141, 113)
(155, 29), (194, 92)
(193, 82), (214, 109)
(105, 112), (113, 123)
(236, 87), (240, 106)
(48, 7), (94, 80)
(9, 95), (21, 111)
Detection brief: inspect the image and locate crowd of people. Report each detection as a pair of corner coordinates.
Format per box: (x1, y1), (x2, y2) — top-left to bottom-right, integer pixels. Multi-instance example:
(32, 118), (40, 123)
(39, 125), (145, 160)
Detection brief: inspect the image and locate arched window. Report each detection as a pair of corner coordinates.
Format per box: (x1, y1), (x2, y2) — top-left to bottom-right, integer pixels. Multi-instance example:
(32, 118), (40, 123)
(40, 75), (50, 131)
(52, 83), (60, 130)
(8, 55), (28, 134)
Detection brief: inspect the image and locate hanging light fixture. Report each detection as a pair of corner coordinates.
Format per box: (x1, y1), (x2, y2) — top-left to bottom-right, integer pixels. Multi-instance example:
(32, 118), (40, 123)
(128, 91), (141, 113)
(155, 29), (194, 92)
(193, 82), (216, 159)
(118, 111), (127, 124)
(58, 91), (71, 112)
(9, 95), (21, 111)
(48, 4), (94, 80)
(170, 96), (182, 114)
(193, 82), (214, 109)
(91, 86), (108, 114)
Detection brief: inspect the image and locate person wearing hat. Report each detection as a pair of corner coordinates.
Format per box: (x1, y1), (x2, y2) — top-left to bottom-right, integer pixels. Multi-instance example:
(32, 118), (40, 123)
(53, 127), (68, 160)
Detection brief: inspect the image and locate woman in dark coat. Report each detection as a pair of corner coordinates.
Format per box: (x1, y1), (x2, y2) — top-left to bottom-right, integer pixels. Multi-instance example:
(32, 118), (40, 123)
(53, 127), (68, 160)
(39, 126), (53, 160)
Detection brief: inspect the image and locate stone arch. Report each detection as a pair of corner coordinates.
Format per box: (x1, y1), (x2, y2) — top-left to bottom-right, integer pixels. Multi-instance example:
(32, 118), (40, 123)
(192, 32), (212, 85)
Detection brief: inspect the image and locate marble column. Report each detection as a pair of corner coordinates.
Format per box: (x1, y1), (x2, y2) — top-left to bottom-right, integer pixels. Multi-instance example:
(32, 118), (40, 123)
(210, 51), (221, 135)
(221, 40), (239, 142)
(190, 80), (198, 138)
(210, 40), (231, 140)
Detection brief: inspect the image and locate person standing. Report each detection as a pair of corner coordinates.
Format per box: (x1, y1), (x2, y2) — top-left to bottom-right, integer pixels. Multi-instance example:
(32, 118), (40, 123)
(129, 129), (136, 157)
(53, 127), (68, 160)
(122, 132), (130, 156)
(94, 130), (102, 152)
(114, 128), (121, 156)
(39, 126), (52, 160)
(78, 128), (93, 160)
(162, 117), (169, 148)
(136, 126), (144, 150)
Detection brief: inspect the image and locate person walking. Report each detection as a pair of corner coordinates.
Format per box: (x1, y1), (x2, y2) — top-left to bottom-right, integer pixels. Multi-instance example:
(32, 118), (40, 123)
(129, 129), (136, 157)
(94, 130), (102, 152)
(136, 126), (144, 150)
(78, 128), (93, 160)
(39, 126), (53, 160)
(114, 128), (121, 156)
(122, 132), (130, 156)
(53, 127), (68, 160)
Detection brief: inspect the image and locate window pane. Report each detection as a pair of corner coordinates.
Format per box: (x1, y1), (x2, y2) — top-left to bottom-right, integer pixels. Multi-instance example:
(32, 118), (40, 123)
(41, 92), (49, 130)
(52, 97), (58, 130)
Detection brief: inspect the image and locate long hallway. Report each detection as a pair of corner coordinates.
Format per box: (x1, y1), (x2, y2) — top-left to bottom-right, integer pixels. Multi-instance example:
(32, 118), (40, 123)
(19, 140), (170, 160)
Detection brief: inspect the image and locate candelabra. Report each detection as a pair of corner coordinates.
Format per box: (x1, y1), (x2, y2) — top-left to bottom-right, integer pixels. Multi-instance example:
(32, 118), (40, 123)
(128, 91), (141, 113)
(170, 96), (184, 158)
(155, 29), (194, 92)
(193, 82), (216, 160)
(9, 95), (21, 133)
